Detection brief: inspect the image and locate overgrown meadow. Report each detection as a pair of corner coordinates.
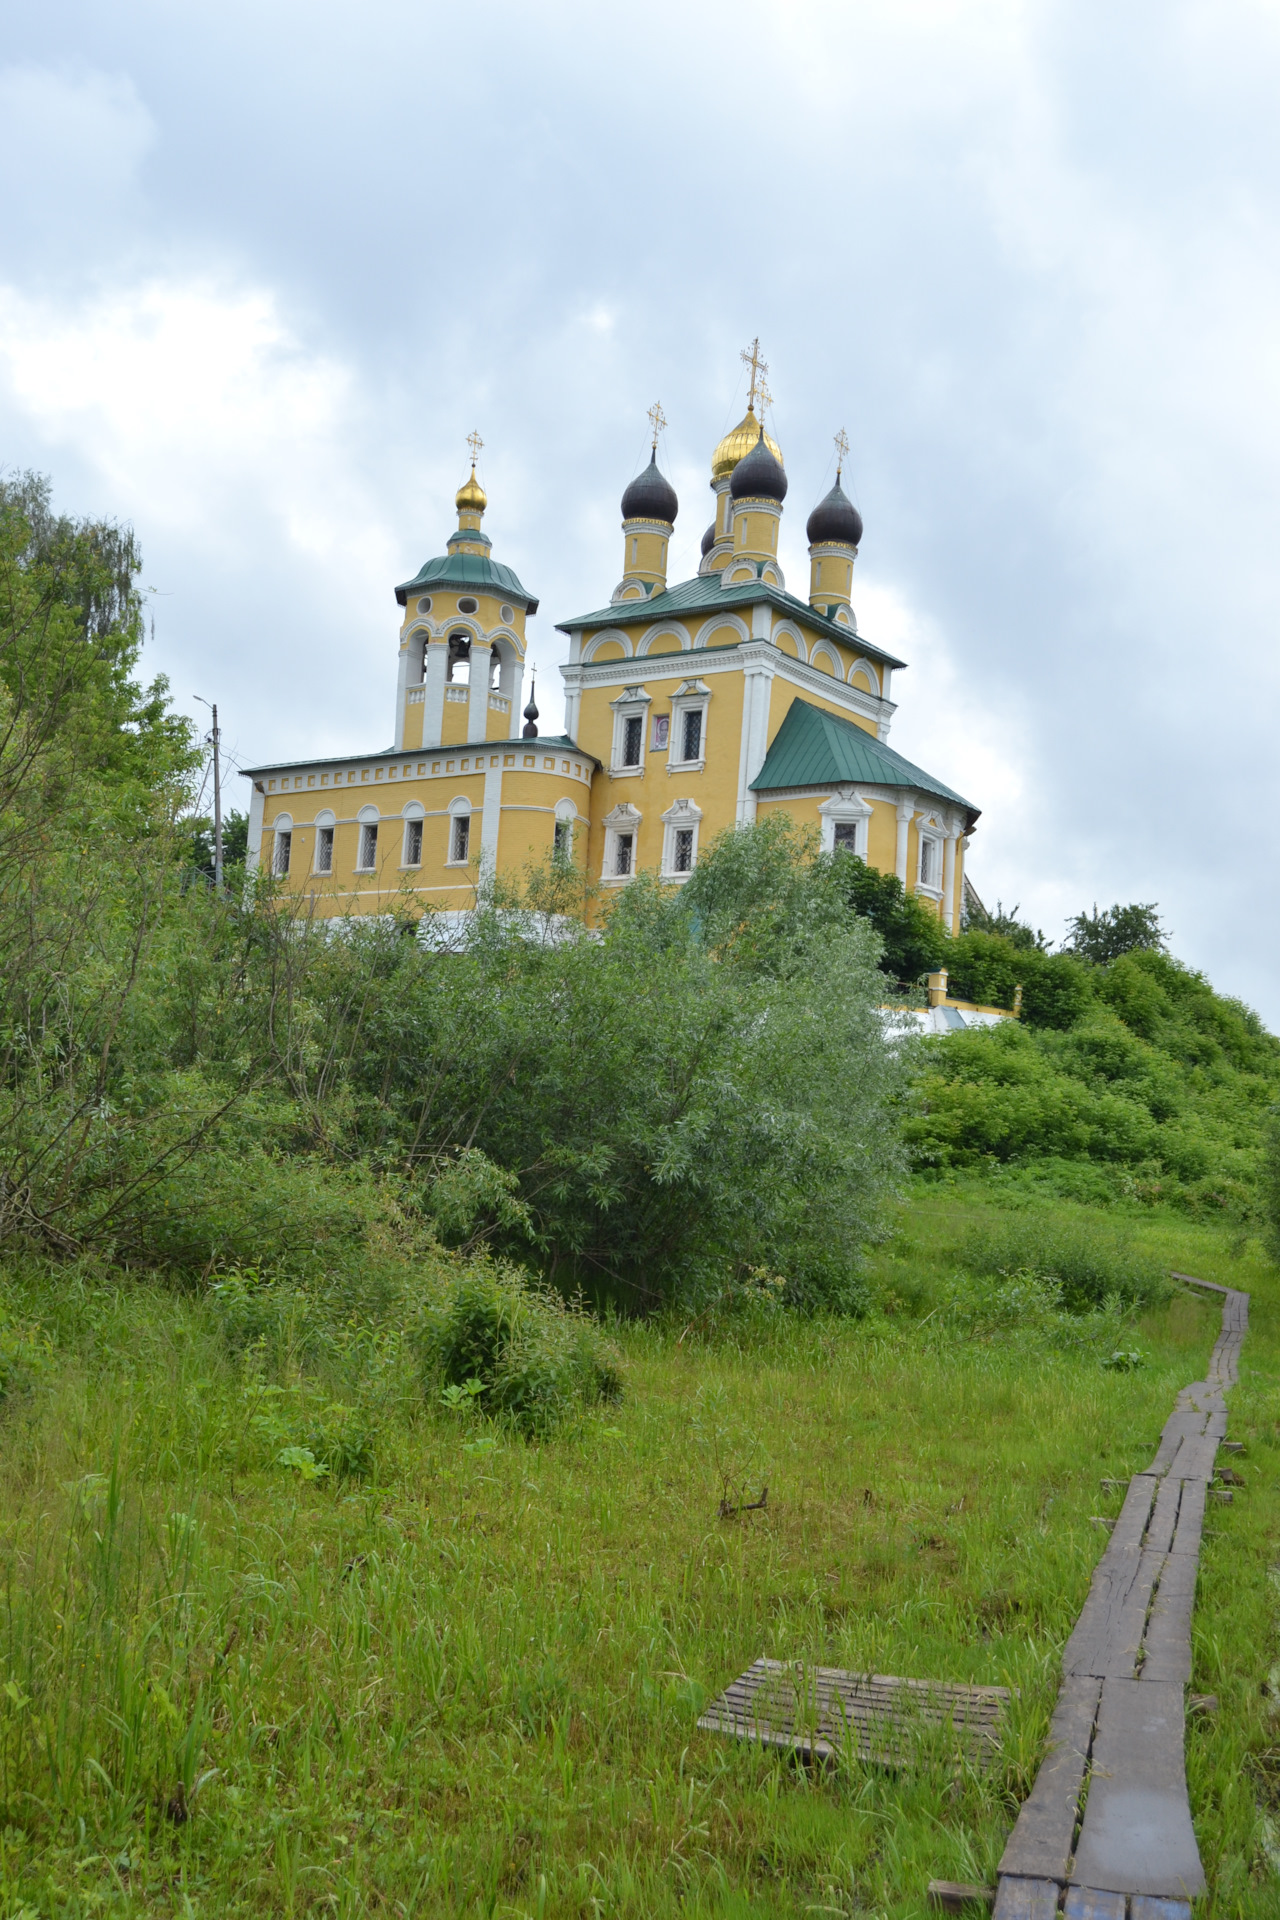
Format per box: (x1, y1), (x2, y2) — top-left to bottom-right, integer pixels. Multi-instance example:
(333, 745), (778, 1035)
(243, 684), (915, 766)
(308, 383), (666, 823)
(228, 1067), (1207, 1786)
(5, 477), (1280, 1914)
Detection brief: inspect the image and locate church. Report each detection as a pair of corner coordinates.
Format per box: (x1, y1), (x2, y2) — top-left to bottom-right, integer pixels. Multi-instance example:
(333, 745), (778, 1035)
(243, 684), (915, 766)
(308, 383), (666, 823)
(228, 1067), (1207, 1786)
(242, 353), (980, 924)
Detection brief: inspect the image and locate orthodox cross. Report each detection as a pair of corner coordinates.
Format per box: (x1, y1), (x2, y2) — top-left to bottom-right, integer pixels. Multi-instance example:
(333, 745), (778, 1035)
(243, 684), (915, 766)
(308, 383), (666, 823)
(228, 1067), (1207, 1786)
(466, 428), (484, 465)
(740, 337), (768, 410)
(647, 401), (667, 449)
(834, 427), (849, 478)
(755, 371), (773, 420)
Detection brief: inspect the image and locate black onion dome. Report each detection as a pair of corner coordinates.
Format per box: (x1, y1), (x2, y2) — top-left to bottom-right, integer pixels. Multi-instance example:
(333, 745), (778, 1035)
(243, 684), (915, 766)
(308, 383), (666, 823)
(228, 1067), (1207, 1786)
(729, 426), (788, 502)
(522, 681), (539, 739)
(700, 522), (717, 556)
(805, 478), (863, 548)
(620, 451), (678, 524)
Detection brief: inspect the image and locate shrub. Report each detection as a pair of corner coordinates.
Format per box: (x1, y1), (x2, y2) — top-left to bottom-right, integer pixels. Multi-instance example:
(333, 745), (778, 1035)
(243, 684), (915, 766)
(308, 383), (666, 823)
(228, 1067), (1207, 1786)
(960, 1217), (1169, 1312)
(417, 1263), (621, 1437)
(945, 932), (1093, 1029)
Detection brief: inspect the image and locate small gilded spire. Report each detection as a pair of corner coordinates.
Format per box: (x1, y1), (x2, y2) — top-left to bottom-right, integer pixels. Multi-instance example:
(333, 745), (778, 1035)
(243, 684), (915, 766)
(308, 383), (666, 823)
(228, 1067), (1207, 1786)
(456, 429), (487, 516)
(522, 674), (539, 739)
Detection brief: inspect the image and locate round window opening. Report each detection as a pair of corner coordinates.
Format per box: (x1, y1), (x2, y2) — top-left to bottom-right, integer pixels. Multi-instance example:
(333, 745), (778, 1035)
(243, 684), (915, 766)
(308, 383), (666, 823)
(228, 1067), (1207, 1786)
(500, 603), (515, 624)
(457, 596), (478, 615)
(417, 596), (432, 614)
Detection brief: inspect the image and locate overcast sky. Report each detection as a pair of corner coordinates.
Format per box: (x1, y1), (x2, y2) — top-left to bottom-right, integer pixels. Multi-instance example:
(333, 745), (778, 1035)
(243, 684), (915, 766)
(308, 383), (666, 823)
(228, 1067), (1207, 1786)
(2, 0), (1279, 1017)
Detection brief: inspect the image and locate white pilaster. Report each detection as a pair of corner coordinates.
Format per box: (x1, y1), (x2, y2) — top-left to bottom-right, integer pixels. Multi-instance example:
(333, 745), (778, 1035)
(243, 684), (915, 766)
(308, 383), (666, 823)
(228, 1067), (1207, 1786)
(895, 801), (913, 885)
(422, 640), (449, 748)
(468, 644), (493, 744)
(735, 652), (775, 824)
(480, 760), (503, 872)
(943, 829), (958, 931)
(393, 641), (413, 750)
(245, 781), (265, 875)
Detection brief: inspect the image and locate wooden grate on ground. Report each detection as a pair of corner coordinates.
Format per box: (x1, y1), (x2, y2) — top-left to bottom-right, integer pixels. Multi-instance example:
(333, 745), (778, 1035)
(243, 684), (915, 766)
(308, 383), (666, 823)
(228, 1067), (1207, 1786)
(698, 1657), (1011, 1766)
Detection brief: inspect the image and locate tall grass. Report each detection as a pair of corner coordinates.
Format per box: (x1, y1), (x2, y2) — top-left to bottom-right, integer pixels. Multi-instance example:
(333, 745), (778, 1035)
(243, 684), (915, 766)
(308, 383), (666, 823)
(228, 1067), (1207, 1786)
(1, 1195), (1273, 1916)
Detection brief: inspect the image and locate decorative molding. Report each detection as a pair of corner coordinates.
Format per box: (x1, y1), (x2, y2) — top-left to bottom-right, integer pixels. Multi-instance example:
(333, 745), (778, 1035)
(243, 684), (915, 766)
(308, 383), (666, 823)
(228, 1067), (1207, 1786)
(583, 628), (634, 661)
(635, 623), (693, 656)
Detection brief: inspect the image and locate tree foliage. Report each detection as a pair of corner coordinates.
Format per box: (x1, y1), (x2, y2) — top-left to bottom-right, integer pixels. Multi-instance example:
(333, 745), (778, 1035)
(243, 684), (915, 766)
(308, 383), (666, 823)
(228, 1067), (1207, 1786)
(840, 855), (949, 985)
(1064, 902), (1167, 966)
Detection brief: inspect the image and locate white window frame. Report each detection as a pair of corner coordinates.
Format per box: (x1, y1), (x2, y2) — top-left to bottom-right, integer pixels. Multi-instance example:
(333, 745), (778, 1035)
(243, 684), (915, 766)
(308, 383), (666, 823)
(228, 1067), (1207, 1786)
(608, 686), (652, 777)
(660, 798), (703, 881)
(916, 816), (944, 899)
(817, 789), (874, 858)
(446, 798), (473, 867)
(600, 801), (642, 885)
(272, 817), (293, 875)
(313, 808), (336, 874)
(553, 797), (577, 861)
(402, 819), (423, 867)
(667, 680), (711, 772)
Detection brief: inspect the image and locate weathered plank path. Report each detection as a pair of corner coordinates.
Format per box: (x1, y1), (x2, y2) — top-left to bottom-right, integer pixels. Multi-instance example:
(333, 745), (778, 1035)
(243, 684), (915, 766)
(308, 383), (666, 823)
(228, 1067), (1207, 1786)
(995, 1276), (1247, 1920)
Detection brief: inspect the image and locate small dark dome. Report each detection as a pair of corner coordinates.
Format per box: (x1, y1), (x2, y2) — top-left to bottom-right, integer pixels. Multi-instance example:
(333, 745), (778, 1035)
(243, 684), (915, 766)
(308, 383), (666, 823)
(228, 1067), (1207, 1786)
(700, 522), (717, 556)
(522, 680), (539, 739)
(729, 427), (788, 503)
(806, 478), (863, 548)
(621, 451), (678, 524)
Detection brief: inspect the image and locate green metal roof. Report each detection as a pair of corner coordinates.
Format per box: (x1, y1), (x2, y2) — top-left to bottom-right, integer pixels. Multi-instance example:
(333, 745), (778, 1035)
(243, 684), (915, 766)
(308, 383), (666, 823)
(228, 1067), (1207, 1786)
(750, 697), (979, 818)
(555, 570), (905, 671)
(395, 551), (538, 612)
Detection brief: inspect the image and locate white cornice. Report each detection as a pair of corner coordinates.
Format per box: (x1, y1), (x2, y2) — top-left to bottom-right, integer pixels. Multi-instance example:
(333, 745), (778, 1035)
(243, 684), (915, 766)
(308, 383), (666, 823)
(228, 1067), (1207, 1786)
(560, 639), (897, 733)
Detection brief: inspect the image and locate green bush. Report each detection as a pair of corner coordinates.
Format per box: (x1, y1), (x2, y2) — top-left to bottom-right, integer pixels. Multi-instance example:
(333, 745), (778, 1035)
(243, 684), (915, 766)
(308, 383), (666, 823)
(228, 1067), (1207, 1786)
(960, 1217), (1170, 1312)
(945, 932), (1093, 1029)
(418, 1264), (621, 1437)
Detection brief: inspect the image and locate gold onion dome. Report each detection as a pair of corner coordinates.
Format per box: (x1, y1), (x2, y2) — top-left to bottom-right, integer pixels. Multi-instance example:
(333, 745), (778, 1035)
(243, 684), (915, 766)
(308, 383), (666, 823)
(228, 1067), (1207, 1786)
(711, 404), (783, 479)
(456, 465), (487, 514)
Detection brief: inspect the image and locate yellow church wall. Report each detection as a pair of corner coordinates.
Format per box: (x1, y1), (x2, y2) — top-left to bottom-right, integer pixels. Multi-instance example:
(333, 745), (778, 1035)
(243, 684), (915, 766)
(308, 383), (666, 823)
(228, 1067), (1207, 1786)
(591, 639), (626, 662)
(866, 799), (899, 875)
(765, 674), (877, 743)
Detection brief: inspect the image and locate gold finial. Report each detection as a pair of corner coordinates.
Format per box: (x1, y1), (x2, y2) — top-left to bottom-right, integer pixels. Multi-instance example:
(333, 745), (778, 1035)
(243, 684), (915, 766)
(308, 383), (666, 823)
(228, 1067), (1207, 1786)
(456, 428), (488, 516)
(755, 372), (773, 422)
(740, 337), (769, 411)
(647, 400), (667, 450)
(466, 428), (484, 464)
(833, 427), (849, 479)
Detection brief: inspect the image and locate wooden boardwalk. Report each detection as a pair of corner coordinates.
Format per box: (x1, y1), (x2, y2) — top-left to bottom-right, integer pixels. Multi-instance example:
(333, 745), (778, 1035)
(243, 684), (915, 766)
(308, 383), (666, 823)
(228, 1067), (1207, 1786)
(995, 1276), (1247, 1920)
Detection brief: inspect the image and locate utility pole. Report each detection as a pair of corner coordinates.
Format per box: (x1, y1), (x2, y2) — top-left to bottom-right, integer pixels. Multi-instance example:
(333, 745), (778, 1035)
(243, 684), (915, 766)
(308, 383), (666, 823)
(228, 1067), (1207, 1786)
(195, 697), (224, 890)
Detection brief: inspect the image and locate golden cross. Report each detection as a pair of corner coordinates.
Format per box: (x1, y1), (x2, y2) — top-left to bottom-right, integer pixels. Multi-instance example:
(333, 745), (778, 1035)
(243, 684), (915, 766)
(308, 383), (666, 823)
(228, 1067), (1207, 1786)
(466, 428), (484, 465)
(834, 427), (849, 476)
(740, 337), (768, 409)
(755, 372), (773, 419)
(647, 400), (667, 448)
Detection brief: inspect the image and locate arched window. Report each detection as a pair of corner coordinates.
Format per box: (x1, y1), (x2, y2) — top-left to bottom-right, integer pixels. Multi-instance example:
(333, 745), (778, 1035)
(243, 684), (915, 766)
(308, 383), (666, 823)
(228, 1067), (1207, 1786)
(446, 633), (471, 684)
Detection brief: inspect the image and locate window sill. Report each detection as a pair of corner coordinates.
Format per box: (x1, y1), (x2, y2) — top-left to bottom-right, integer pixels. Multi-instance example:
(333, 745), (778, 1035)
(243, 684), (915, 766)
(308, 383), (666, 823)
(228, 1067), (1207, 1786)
(444, 859), (472, 870)
(914, 882), (944, 901)
(609, 764), (644, 778)
(398, 864), (422, 871)
(601, 872), (635, 887)
(667, 758), (706, 775)
(353, 866), (378, 875)
(659, 869), (693, 883)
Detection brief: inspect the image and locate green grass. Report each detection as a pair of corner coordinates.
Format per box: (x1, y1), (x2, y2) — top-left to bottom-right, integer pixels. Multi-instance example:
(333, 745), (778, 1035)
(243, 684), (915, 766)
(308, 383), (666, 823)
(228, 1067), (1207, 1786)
(0, 1190), (1278, 1915)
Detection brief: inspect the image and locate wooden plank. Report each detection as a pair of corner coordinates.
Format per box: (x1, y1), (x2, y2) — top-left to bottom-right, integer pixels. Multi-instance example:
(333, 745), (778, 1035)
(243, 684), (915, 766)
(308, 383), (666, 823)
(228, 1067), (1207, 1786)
(1145, 1478), (1182, 1556)
(1101, 1475), (1158, 1555)
(926, 1881), (994, 1912)
(1130, 1900), (1192, 1920)
(1064, 1891), (1125, 1920)
(998, 1674), (1100, 1879)
(1071, 1678), (1204, 1897)
(1168, 1478), (1204, 1557)
(1169, 1271), (1228, 1293)
(1163, 1434), (1219, 1483)
(993, 1879), (1058, 1920)
(1140, 1555), (1197, 1686)
(1064, 1549), (1164, 1680)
